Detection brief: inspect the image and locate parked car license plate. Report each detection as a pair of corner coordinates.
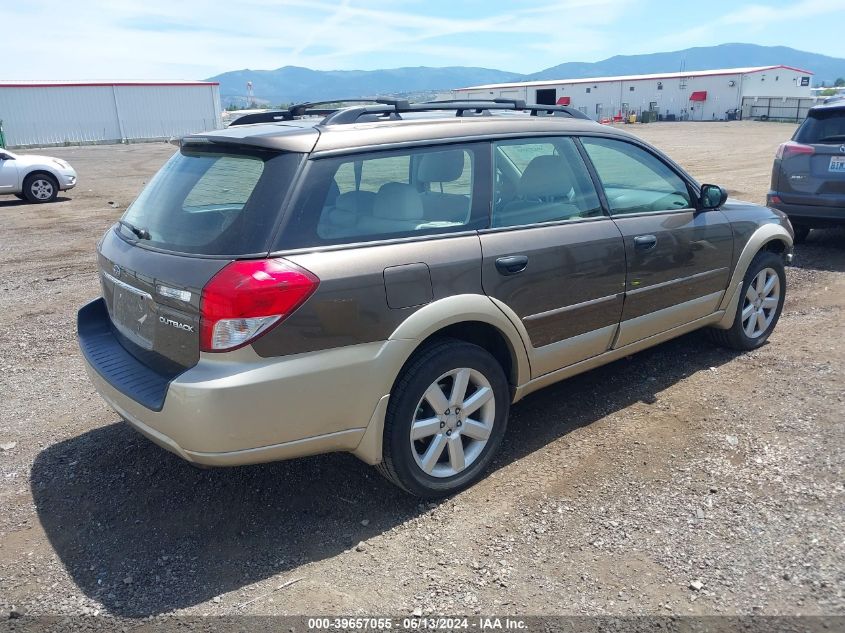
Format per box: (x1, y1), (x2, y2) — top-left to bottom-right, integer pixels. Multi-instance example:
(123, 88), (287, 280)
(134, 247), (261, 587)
(830, 156), (845, 172)
(111, 284), (156, 350)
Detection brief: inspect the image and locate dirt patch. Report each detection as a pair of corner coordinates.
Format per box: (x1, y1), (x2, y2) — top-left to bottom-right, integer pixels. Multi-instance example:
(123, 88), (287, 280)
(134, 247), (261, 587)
(0, 123), (842, 620)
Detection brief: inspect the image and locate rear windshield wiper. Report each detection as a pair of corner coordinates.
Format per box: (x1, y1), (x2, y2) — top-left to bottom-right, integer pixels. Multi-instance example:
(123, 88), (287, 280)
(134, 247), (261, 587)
(118, 220), (150, 240)
(817, 135), (845, 142)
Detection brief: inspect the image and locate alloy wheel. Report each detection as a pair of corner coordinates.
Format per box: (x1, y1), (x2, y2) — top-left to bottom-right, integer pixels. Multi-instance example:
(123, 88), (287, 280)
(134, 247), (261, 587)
(410, 367), (496, 478)
(741, 267), (780, 338)
(31, 179), (55, 200)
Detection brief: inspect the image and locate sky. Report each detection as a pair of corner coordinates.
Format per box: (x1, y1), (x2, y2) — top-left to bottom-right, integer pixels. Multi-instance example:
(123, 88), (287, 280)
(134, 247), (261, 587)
(2, 0), (845, 80)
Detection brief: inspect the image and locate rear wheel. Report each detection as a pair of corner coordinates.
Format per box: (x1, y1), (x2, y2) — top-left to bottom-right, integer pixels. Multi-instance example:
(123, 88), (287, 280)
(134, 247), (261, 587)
(708, 251), (785, 351)
(23, 173), (59, 203)
(377, 339), (509, 497)
(14, 193), (25, 200)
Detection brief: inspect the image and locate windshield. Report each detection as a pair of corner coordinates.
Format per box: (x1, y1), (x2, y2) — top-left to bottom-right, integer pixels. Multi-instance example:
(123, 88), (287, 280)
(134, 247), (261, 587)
(118, 146), (303, 256)
(795, 110), (845, 144)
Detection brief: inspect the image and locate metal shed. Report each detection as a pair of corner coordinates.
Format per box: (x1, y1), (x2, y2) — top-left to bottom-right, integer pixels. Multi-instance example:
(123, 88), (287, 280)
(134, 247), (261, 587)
(0, 80), (222, 148)
(447, 66), (815, 122)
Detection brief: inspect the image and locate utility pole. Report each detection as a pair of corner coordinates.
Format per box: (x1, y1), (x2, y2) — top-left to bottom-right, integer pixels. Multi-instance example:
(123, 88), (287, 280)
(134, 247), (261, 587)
(246, 81), (255, 108)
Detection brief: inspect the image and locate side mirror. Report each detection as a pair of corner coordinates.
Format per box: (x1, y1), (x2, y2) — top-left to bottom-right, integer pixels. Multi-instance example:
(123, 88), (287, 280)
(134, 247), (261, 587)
(700, 184), (728, 209)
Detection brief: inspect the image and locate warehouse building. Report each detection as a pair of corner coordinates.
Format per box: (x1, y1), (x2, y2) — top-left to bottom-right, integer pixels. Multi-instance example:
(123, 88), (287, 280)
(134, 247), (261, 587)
(0, 80), (221, 148)
(447, 65), (814, 122)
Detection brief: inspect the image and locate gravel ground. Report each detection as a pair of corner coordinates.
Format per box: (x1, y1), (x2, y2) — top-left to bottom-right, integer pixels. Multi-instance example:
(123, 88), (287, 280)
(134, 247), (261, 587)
(0, 122), (843, 622)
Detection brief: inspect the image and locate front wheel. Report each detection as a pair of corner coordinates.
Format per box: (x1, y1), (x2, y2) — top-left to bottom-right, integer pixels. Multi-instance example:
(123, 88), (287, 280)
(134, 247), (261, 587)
(23, 173), (59, 203)
(377, 339), (510, 497)
(708, 250), (786, 351)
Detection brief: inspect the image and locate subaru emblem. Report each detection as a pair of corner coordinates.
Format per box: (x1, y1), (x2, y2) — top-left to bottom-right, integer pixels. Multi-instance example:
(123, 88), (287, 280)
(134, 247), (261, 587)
(840, 145), (845, 154)
(113, 264), (121, 278)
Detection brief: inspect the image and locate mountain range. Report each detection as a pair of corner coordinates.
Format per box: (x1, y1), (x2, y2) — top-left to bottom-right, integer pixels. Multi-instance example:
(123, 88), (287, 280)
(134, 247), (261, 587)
(208, 43), (845, 107)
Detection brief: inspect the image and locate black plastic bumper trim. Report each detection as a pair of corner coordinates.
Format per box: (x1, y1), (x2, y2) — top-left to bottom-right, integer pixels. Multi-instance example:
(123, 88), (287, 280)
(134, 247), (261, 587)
(77, 298), (183, 412)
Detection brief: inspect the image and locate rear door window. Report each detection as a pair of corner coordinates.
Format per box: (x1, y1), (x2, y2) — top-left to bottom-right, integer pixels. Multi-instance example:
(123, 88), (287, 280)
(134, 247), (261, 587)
(795, 110), (845, 144)
(278, 144), (488, 247)
(119, 147), (302, 256)
(492, 137), (603, 227)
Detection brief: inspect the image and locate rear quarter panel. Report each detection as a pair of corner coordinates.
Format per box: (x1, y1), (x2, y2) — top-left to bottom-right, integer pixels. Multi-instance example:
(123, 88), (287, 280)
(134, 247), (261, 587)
(252, 234), (483, 357)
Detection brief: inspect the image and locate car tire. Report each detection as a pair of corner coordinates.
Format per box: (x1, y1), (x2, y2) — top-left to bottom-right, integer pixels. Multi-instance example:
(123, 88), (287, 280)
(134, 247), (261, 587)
(22, 173), (59, 203)
(708, 250), (786, 351)
(14, 193), (25, 200)
(791, 223), (810, 244)
(376, 338), (510, 498)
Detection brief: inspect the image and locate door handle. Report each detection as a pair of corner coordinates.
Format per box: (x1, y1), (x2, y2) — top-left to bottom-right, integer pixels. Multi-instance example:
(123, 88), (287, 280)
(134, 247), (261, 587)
(495, 255), (529, 276)
(633, 234), (657, 251)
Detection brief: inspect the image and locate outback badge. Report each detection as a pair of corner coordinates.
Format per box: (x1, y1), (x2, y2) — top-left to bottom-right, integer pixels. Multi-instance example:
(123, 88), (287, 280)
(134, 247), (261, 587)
(159, 316), (194, 332)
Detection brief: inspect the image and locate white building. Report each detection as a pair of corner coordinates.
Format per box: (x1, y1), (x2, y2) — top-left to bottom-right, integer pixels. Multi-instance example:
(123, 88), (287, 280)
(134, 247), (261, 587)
(0, 80), (222, 148)
(448, 65), (814, 122)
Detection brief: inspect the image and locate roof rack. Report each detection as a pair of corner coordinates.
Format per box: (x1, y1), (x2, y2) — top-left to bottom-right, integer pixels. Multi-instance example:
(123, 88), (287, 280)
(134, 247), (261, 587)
(229, 97), (592, 127)
(320, 99), (592, 124)
(229, 99), (409, 126)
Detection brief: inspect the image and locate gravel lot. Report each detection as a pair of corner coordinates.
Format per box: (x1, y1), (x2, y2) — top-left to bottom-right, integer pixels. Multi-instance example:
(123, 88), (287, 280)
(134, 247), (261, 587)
(0, 122), (843, 622)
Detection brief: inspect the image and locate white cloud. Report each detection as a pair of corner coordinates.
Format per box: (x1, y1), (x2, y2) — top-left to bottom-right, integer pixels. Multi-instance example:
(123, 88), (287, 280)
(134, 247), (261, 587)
(722, 0), (845, 25)
(2, 0), (843, 79)
(644, 0), (845, 56)
(1, 0), (634, 78)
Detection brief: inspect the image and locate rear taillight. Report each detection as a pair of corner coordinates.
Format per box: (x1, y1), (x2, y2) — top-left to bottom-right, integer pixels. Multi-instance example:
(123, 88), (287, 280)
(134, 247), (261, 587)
(776, 141), (814, 160)
(200, 259), (319, 352)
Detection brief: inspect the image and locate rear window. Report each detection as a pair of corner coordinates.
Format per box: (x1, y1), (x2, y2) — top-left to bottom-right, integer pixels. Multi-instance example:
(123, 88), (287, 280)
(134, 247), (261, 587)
(795, 109), (845, 144)
(118, 147), (302, 256)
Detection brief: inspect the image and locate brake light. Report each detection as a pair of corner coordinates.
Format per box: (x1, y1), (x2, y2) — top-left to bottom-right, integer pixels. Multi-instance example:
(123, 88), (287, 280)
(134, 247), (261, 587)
(776, 141), (814, 159)
(200, 259), (319, 352)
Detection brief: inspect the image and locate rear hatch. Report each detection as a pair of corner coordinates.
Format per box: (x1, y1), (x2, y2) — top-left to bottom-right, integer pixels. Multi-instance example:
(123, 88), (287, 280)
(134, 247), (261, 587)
(96, 144), (305, 374)
(778, 106), (845, 203)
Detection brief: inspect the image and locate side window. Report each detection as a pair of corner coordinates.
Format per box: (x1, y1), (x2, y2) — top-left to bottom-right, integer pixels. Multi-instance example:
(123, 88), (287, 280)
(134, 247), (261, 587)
(581, 137), (692, 215)
(283, 145), (481, 246)
(333, 154), (411, 194)
(492, 137), (603, 228)
(498, 142), (556, 173)
(432, 151), (473, 195)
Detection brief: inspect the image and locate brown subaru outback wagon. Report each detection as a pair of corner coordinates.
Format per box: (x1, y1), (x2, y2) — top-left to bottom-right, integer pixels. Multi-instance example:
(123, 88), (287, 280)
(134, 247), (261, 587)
(78, 99), (794, 497)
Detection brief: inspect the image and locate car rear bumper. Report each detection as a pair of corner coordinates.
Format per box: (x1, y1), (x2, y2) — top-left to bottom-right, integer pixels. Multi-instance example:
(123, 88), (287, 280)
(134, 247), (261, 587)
(768, 192), (845, 225)
(78, 298), (413, 466)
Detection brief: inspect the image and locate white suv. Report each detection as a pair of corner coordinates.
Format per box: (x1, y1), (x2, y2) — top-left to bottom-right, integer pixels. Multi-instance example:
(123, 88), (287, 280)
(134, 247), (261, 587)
(0, 149), (78, 203)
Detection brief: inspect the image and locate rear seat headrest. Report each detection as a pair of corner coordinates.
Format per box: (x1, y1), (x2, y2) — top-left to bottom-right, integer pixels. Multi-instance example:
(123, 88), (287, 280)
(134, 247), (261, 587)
(335, 190), (376, 213)
(519, 155), (573, 198)
(418, 150), (465, 183)
(373, 182), (424, 220)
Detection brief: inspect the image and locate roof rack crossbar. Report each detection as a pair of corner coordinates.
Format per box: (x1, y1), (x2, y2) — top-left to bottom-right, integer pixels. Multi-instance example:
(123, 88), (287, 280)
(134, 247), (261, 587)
(229, 110), (295, 126)
(529, 105), (591, 120)
(318, 101), (509, 124)
(424, 98), (590, 120)
(288, 98), (410, 117)
(230, 98), (410, 126)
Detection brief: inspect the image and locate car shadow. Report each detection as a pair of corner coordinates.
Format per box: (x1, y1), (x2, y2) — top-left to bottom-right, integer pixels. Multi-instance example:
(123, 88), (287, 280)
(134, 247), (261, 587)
(791, 227), (845, 273)
(0, 196), (72, 208)
(31, 331), (740, 617)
